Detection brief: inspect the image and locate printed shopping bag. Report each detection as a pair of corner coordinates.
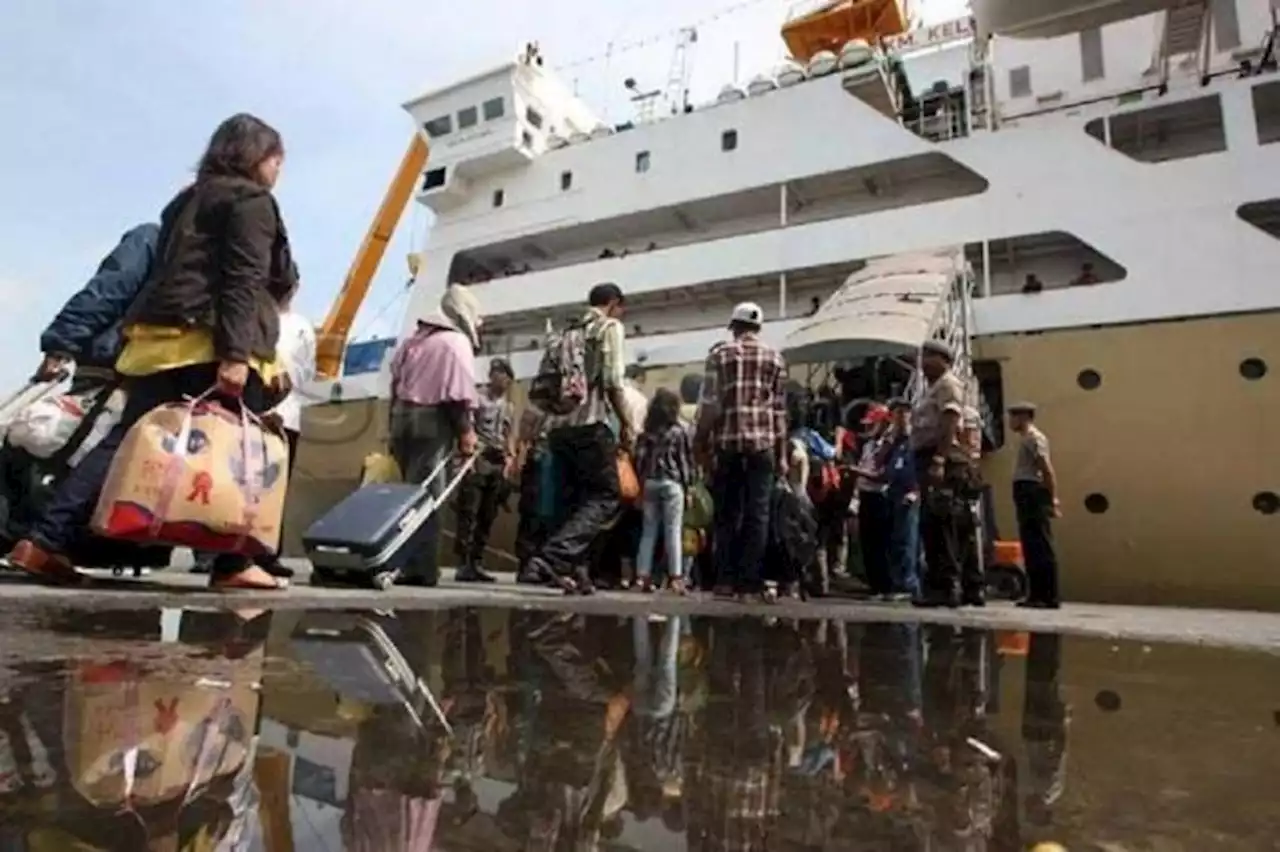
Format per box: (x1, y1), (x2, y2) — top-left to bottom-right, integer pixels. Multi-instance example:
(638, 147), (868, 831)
(91, 391), (288, 556)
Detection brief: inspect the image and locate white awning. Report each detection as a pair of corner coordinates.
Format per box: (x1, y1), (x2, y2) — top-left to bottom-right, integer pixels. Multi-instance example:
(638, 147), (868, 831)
(783, 252), (959, 364)
(971, 0), (1177, 39)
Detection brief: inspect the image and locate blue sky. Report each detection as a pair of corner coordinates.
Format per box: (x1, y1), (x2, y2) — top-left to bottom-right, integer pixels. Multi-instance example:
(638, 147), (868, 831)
(0, 0), (966, 390)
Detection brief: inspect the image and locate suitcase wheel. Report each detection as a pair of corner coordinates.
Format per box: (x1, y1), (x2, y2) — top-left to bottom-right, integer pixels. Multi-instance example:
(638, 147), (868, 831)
(372, 571), (397, 591)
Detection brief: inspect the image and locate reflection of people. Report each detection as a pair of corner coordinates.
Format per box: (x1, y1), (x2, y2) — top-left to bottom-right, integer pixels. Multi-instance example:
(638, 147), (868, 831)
(3, 610), (272, 850)
(1021, 632), (1069, 827)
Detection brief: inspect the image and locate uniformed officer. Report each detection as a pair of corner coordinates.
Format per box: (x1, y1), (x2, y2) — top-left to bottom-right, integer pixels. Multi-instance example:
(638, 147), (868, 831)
(918, 401), (985, 607)
(1008, 401), (1062, 609)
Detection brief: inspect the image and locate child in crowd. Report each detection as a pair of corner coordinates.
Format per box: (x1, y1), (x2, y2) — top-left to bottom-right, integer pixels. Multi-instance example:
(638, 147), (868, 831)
(633, 388), (695, 594)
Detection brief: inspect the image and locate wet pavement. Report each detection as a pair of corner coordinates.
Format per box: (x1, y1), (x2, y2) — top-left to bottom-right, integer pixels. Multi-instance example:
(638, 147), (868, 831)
(0, 606), (1276, 850)
(4, 560), (1280, 654)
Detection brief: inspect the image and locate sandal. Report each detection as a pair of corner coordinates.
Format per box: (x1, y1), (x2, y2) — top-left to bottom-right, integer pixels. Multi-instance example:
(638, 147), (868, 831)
(210, 565), (288, 591)
(668, 578), (688, 596)
(637, 577), (654, 594)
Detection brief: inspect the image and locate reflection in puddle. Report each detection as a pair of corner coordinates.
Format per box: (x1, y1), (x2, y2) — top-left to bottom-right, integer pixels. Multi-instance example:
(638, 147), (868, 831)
(0, 607), (1275, 850)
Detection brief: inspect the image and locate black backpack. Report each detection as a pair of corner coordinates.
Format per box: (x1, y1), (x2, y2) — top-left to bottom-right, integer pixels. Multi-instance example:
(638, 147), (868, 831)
(767, 480), (818, 586)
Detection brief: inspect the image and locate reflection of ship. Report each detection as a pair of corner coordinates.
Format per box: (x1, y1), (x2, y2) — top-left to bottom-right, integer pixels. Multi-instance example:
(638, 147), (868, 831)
(295, 0), (1280, 608)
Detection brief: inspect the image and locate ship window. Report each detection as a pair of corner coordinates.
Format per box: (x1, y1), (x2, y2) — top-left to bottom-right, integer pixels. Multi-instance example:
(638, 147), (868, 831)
(522, 130), (534, 148)
(1084, 95), (1226, 162)
(1211, 0), (1241, 51)
(1084, 493), (1110, 514)
(482, 97), (505, 121)
(1251, 80), (1280, 145)
(1253, 491), (1279, 515)
(635, 150), (651, 173)
(526, 106), (544, 129)
(1080, 28), (1105, 82)
(458, 106), (478, 129)
(422, 166), (447, 191)
(423, 115), (452, 138)
(1077, 368), (1102, 390)
(492, 189), (505, 208)
(1008, 65), (1031, 98)
(560, 170), (573, 191)
(1240, 357), (1267, 380)
(722, 129), (738, 151)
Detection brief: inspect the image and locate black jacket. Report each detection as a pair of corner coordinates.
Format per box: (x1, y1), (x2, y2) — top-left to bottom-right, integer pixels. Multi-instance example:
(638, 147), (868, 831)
(126, 176), (296, 363)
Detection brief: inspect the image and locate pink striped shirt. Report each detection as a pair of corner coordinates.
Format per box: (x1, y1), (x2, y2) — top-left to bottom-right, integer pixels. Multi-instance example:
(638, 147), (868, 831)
(389, 324), (478, 408)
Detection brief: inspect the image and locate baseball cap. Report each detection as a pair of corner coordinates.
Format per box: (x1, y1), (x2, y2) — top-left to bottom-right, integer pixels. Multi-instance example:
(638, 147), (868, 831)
(860, 403), (891, 424)
(728, 301), (764, 328)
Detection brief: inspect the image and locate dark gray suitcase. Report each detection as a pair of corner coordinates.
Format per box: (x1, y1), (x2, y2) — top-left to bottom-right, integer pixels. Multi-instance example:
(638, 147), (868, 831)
(289, 613), (451, 735)
(302, 453), (475, 590)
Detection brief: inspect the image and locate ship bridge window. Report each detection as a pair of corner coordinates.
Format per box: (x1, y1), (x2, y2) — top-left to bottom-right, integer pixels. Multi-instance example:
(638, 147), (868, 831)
(722, 129), (738, 151)
(422, 166), (447, 191)
(1008, 66), (1031, 99)
(525, 106), (544, 129)
(458, 105), (478, 129)
(635, 150), (651, 173)
(1251, 80), (1280, 145)
(482, 97), (505, 121)
(560, 170), (573, 191)
(1084, 95), (1226, 163)
(1080, 28), (1104, 82)
(423, 115), (452, 138)
(492, 189), (505, 208)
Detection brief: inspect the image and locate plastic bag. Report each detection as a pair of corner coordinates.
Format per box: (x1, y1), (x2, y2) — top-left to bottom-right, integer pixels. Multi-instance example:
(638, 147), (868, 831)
(684, 481), (714, 531)
(7, 388), (123, 464)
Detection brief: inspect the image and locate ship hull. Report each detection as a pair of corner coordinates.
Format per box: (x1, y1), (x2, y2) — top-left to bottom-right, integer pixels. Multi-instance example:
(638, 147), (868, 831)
(290, 310), (1280, 609)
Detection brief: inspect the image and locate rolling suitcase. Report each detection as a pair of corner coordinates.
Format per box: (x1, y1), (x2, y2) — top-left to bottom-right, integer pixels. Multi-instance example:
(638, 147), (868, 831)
(302, 452), (476, 590)
(289, 612), (451, 736)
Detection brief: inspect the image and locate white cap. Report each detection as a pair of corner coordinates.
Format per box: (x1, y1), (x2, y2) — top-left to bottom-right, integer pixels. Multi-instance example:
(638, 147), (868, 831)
(729, 301), (764, 328)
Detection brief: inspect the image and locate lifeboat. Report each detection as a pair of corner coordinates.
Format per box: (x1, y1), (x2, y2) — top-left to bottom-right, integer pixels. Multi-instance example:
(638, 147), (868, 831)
(716, 84), (747, 104)
(746, 73), (778, 96)
(972, 0), (1181, 39)
(837, 38), (875, 69)
(782, 0), (907, 63)
(807, 49), (839, 77)
(777, 58), (807, 86)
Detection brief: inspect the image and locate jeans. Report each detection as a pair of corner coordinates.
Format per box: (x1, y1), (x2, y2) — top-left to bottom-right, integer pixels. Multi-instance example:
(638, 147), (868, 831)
(711, 449), (774, 594)
(632, 614), (681, 719)
(535, 423), (620, 578)
(889, 496), (921, 596)
(389, 401), (459, 584)
(637, 479), (684, 581)
(31, 362), (267, 579)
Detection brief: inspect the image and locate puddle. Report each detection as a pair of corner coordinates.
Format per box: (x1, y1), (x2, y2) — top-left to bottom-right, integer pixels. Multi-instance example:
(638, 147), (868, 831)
(0, 607), (1275, 850)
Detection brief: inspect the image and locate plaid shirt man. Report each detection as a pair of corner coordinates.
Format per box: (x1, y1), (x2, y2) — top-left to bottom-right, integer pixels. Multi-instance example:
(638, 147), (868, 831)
(696, 334), (788, 456)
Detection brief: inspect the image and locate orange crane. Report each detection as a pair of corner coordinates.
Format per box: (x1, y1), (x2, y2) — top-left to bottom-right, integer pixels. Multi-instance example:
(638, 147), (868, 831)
(314, 133), (430, 379)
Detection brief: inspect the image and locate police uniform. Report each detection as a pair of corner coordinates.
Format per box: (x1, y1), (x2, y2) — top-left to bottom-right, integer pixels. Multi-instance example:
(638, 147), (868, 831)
(920, 405), (985, 606)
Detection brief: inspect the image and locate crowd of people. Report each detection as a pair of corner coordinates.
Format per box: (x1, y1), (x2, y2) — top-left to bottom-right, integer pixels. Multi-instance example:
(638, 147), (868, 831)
(1, 111), (1063, 609)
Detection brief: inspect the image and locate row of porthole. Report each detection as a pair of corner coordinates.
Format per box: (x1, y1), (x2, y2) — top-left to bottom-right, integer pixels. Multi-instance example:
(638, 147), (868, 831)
(1075, 358), (1268, 390)
(1081, 492), (1279, 515)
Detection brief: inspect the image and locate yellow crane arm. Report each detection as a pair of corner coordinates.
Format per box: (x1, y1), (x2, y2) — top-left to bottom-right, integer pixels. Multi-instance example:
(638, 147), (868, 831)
(314, 134), (429, 379)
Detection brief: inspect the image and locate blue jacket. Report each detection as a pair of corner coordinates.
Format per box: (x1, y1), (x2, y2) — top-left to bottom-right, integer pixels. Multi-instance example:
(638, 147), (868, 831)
(39, 223), (160, 369)
(885, 436), (919, 500)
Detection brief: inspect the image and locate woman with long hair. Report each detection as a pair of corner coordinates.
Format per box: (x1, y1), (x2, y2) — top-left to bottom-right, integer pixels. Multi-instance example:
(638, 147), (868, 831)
(8, 113), (296, 592)
(633, 388), (695, 593)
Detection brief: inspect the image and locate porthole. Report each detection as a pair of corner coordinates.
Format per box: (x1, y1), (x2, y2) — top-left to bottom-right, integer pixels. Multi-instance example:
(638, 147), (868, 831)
(1240, 357), (1267, 380)
(1253, 491), (1279, 515)
(1084, 493), (1109, 514)
(1076, 368), (1102, 390)
(1095, 689), (1122, 712)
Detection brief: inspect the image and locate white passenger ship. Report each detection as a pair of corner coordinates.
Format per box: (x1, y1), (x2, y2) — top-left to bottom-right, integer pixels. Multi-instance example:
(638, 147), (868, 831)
(295, 0), (1280, 609)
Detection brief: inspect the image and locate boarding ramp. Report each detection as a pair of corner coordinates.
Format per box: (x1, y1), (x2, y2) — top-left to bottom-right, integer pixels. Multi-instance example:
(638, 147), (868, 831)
(783, 248), (991, 437)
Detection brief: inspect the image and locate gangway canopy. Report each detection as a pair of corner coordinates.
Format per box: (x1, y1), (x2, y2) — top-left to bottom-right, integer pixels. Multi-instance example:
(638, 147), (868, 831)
(783, 252), (963, 365)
